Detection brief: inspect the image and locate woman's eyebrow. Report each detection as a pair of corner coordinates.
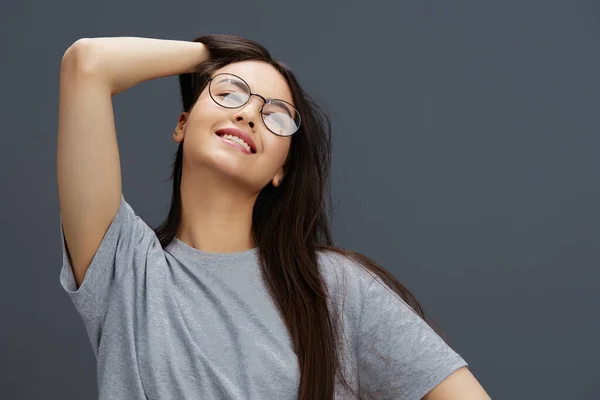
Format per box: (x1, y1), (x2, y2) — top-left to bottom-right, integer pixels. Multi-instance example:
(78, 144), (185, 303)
(257, 93), (294, 115)
(231, 79), (249, 93)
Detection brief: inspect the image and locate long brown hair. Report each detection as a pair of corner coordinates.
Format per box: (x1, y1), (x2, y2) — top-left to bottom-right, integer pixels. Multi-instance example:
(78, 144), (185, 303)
(153, 34), (447, 400)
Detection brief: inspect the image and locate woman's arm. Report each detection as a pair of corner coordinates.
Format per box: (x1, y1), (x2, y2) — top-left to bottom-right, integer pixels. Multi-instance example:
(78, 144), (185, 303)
(57, 37), (209, 287)
(72, 36), (209, 94)
(423, 367), (491, 400)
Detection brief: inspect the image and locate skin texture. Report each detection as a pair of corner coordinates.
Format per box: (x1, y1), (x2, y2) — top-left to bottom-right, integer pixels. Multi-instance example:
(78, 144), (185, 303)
(423, 367), (491, 400)
(172, 61), (293, 253)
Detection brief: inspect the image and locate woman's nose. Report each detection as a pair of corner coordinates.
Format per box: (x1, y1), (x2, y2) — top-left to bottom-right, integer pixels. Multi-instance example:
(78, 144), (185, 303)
(233, 95), (264, 127)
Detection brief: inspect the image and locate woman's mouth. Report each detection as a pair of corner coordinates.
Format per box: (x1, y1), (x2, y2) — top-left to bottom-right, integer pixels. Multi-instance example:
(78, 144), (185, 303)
(215, 133), (255, 154)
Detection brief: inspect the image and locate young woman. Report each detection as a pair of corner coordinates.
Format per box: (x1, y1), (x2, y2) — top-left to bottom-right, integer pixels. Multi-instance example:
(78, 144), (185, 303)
(57, 35), (490, 400)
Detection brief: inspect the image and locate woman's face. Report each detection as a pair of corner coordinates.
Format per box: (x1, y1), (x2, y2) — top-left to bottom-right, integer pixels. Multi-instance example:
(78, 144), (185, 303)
(174, 60), (294, 192)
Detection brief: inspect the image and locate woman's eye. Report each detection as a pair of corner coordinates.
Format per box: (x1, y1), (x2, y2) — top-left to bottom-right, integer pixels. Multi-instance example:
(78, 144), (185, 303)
(216, 92), (246, 105)
(266, 113), (283, 121)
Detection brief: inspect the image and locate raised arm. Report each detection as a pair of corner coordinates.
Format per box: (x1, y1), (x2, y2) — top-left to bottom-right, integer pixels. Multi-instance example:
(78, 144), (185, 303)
(57, 37), (209, 287)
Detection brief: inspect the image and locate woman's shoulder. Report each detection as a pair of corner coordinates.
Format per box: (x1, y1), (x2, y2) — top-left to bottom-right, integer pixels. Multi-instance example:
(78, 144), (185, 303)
(316, 248), (377, 298)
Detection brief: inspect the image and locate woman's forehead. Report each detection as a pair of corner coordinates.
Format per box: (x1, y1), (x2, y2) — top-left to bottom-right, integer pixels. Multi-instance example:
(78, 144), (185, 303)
(214, 61), (294, 105)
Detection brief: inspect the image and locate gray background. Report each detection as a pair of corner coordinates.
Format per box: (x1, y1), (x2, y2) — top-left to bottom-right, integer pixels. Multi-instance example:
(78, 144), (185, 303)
(1, 0), (598, 399)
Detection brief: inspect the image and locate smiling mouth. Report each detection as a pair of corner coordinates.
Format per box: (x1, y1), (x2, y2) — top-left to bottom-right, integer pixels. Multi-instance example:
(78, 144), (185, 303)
(215, 132), (256, 154)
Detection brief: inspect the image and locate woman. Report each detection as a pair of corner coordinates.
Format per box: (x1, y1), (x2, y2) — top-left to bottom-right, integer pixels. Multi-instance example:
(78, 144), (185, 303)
(57, 35), (490, 399)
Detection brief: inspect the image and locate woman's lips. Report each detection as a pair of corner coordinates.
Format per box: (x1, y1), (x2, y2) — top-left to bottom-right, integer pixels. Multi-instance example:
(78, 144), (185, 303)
(216, 134), (254, 154)
(214, 127), (257, 152)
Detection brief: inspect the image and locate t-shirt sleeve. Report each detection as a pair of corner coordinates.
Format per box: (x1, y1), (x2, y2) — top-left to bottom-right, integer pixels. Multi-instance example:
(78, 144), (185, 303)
(357, 277), (468, 400)
(59, 194), (153, 324)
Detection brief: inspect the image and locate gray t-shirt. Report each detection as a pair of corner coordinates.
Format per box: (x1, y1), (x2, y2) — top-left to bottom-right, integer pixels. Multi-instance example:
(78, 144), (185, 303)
(59, 194), (467, 399)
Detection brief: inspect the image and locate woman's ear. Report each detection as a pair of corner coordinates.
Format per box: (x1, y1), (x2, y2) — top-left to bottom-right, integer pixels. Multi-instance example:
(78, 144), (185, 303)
(272, 168), (285, 187)
(174, 112), (190, 142)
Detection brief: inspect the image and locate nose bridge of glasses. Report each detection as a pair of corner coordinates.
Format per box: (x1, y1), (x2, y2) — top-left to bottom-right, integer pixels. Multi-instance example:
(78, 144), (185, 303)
(249, 92), (267, 107)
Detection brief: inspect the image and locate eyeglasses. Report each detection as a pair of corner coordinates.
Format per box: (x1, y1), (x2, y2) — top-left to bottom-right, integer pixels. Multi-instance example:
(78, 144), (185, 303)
(206, 73), (301, 137)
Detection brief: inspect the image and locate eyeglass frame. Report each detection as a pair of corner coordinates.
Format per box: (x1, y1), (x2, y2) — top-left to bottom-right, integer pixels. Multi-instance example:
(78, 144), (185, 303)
(204, 72), (301, 137)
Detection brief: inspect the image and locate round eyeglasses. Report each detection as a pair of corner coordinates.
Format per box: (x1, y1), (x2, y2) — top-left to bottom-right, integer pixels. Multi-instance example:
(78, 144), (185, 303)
(206, 73), (301, 137)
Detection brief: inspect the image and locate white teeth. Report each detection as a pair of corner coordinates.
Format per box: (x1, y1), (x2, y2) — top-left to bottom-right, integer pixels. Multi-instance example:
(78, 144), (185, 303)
(222, 134), (252, 152)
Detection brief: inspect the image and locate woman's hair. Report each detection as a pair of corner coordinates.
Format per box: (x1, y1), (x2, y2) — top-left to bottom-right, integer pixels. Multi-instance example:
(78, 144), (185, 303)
(153, 34), (448, 400)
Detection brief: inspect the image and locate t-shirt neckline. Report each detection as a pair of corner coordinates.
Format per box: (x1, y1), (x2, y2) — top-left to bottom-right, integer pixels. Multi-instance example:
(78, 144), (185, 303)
(167, 236), (259, 263)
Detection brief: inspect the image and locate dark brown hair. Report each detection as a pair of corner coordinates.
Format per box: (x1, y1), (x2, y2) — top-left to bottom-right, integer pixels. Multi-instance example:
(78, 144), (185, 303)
(153, 34), (447, 400)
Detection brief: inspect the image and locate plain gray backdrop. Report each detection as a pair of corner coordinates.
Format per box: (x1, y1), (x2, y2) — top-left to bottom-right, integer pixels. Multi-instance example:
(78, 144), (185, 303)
(1, 0), (598, 399)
